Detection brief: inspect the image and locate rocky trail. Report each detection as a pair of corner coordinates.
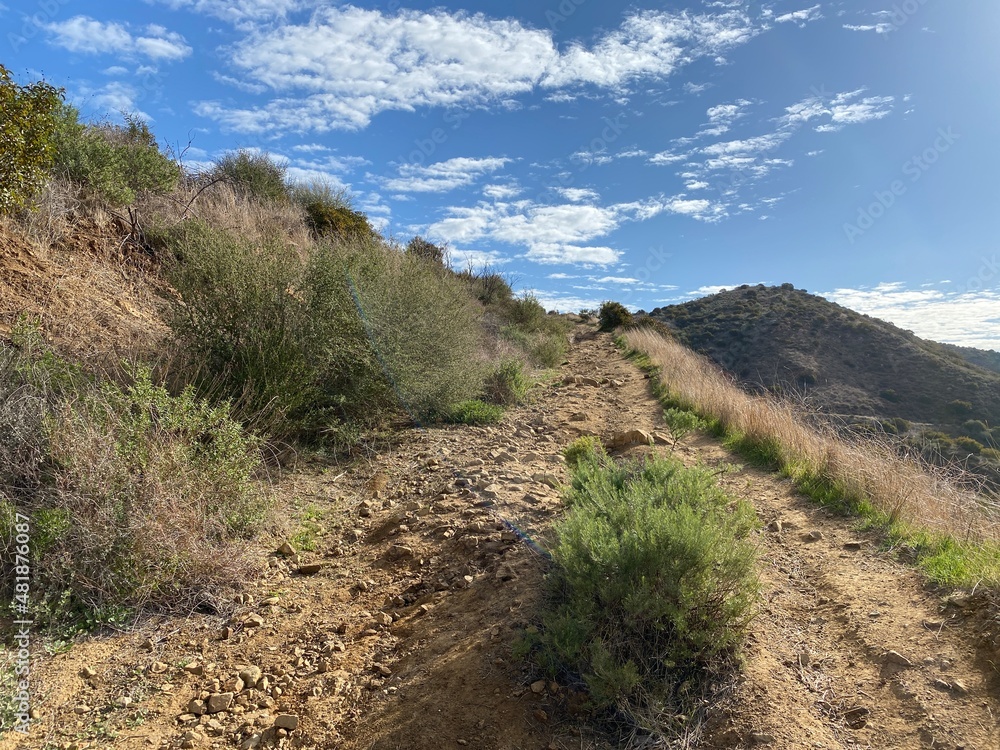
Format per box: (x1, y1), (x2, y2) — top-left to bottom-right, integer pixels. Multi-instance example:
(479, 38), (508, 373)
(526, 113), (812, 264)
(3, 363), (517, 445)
(3, 325), (999, 750)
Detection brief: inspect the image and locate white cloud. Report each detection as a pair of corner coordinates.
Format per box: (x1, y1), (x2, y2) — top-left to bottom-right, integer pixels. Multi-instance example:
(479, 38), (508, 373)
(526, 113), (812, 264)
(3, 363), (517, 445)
(774, 5), (823, 26)
(823, 284), (1000, 350)
(843, 23), (894, 34)
(448, 248), (511, 271)
(147, 0), (307, 26)
(75, 81), (150, 119)
(782, 88), (894, 132)
(483, 183), (522, 200)
(196, 6), (764, 133)
(556, 187), (600, 203)
(46, 16), (191, 61)
(650, 151), (687, 165)
(547, 273), (578, 279)
(379, 157), (511, 193)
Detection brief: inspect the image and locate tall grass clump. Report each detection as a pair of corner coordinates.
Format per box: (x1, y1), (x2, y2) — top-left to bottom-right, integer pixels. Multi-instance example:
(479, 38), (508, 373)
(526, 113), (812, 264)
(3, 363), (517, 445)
(0, 324), (268, 628)
(494, 294), (571, 368)
(162, 220), (485, 439)
(527, 451), (758, 738)
(289, 180), (379, 243)
(624, 328), (1000, 586)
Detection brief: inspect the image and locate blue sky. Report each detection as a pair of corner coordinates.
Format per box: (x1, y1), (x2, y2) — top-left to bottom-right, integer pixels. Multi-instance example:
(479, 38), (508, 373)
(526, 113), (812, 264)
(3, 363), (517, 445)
(5, 0), (1000, 349)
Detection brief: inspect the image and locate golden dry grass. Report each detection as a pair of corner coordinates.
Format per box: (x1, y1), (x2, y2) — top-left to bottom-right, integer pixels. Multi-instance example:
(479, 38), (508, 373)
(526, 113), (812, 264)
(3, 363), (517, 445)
(625, 328), (1000, 542)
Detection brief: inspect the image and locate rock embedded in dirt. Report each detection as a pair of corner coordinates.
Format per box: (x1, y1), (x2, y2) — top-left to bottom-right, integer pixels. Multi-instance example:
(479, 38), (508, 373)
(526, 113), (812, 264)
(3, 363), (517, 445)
(188, 698), (207, 715)
(277, 541), (296, 557)
(882, 650), (914, 667)
(244, 613), (265, 628)
(606, 429), (653, 449)
(183, 661), (204, 676)
(206, 692), (234, 713)
(532, 473), (560, 488)
(273, 714), (299, 731)
(843, 541), (865, 551)
(803, 530), (824, 542)
(767, 519), (784, 533)
(530, 680), (546, 694)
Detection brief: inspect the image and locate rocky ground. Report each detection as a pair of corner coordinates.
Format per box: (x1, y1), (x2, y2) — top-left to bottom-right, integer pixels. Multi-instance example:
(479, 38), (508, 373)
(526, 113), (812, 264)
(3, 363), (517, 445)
(3, 324), (999, 750)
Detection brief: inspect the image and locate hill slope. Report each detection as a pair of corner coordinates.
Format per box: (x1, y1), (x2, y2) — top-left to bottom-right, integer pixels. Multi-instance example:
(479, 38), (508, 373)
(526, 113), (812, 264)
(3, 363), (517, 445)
(648, 284), (1000, 426)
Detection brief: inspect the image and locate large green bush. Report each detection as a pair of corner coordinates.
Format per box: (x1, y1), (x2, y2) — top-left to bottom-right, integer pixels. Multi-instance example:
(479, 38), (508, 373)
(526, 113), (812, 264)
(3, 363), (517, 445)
(211, 150), (288, 204)
(0, 65), (63, 213)
(52, 107), (180, 205)
(164, 221), (485, 439)
(289, 180), (379, 242)
(598, 300), (634, 332)
(528, 453), (759, 732)
(0, 327), (267, 626)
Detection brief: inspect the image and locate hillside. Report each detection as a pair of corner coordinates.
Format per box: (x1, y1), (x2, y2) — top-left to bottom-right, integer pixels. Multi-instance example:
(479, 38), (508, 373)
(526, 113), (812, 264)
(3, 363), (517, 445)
(942, 342), (1000, 374)
(648, 284), (1000, 427)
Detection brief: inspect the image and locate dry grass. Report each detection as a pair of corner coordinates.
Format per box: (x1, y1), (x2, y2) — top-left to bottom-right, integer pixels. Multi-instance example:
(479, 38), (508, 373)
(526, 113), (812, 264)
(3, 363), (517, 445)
(625, 328), (1000, 543)
(138, 179), (314, 252)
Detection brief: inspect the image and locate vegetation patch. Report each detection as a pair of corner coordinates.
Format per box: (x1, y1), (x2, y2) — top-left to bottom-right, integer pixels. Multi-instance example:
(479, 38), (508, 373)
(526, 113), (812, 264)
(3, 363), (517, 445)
(623, 328), (1000, 589)
(0, 324), (269, 629)
(524, 450), (759, 740)
(448, 399), (504, 425)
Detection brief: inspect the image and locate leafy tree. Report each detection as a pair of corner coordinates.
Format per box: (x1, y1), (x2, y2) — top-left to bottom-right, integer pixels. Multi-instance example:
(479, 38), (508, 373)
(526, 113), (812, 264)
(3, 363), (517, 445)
(0, 65), (63, 212)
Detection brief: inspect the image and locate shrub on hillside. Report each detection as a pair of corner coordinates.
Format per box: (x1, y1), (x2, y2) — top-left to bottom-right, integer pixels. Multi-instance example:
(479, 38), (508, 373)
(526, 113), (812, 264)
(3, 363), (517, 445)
(954, 436), (984, 455)
(527, 453), (758, 731)
(498, 295), (571, 368)
(290, 181), (379, 242)
(562, 435), (605, 468)
(483, 359), (529, 406)
(598, 301), (633, 332)
(52, 107), (180, 206)
(0, 65), (63, 213)
(211, 150), (288, 204)
(164, 221), (484, 438)
(0, 326), (267, 626)
(406, 235), (446, 265)
(460, 267), (514, 306)
(448, 399), (504, 425)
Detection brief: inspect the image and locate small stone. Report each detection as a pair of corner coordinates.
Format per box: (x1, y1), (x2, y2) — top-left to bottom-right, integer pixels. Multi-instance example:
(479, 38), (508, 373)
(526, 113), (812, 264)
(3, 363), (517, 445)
(569, 412), (587, 422)
(377, 665), (392, 677)
(932, 679), (952, 691)
(297, 563), (322, 575)
(206, 692), (234, 713)
(804, 530), (824, 542)
(273, 714), (299, 731)
(388, 545), (413, 559)
(244, 614), (265, 628)
(843, 541), (864, 551)
(140, 638), (154, 651)
(533, 708), (549, 722)
(882, 651), (914, 667)
(751, 733), (775, 745)
(767, 519), (783, 533)
(375, 612), (393, 628)
(277, 541), (296, 557)
(532, 473), (560, 489)
(188, 699), (207, 716)
(149, 661), (168, 674)
(951, 679), (969, 695)
(73, 704), (91, 715)
(80, 666), (97, 678)
(183, 662), (204, 676)
(530, 680), (546, 694)
(239, 666), (263, 687)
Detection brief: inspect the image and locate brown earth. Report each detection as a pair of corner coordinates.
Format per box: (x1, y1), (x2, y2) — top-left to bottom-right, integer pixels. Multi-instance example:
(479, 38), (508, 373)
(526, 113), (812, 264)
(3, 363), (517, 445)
(3, 326), (999, 750)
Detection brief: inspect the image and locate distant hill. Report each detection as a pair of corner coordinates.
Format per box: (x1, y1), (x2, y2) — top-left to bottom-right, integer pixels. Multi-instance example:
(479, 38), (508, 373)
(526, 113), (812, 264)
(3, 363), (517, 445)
(647, 284), (1000, 427)
(941, 342), (1000, 375)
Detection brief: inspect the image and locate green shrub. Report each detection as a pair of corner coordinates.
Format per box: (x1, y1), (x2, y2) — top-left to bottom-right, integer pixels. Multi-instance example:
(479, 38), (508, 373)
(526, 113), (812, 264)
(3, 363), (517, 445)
(954, 436), (983, 455)
(663, 407), (709, 444)
(529, 454), (758, 732)
(563, 436), (605, 468)
(627, 315), (673, 338)
(0, 331), (268, 626)
(164, 221), (484, 438)
(960, 420), (990, 441)
(290, 181), (379, 242)
(598, 301), (633, 332)
(53, 107), (180, 206)
(529, 332), (569, 368)
(406, 235), (445, 265)
(483, 359), (529, 406)
(0, 65), (63, 213)
(496, 295), (571, 368)
(981, 448), (1000, 462)
(946, 400), (973, 418)
(460, 268), (514, 306)
(211, 150), (288, 204)
(449, 399), (503, 425)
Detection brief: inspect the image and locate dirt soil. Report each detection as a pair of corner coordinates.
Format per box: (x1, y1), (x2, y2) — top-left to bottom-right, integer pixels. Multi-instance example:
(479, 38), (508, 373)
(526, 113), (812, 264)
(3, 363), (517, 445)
(3, 326), (999, 750)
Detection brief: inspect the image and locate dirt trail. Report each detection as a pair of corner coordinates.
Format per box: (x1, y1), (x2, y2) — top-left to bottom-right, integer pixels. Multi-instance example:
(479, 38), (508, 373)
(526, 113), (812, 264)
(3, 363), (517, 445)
(4, 326), (999, 750)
